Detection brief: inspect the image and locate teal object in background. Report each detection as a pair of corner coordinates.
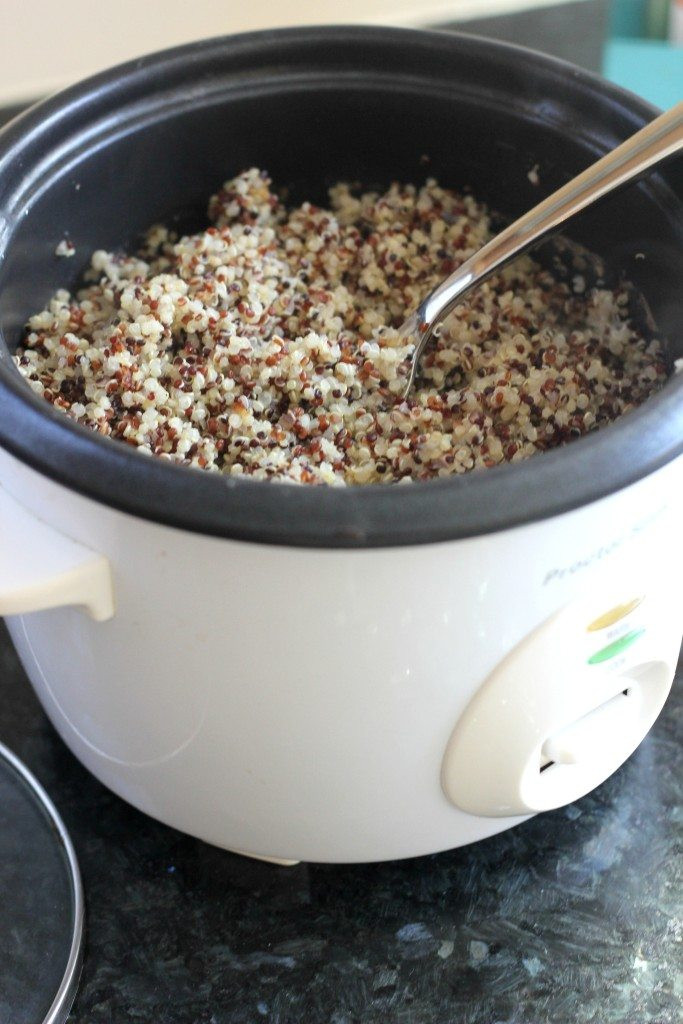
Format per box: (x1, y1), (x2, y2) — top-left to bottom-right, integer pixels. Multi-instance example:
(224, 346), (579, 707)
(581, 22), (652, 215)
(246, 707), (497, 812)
(604, 39), (683, 108)
(609, 0), (649, 36)
(608, 0), (671, 38)
(604, 0), (682, 108)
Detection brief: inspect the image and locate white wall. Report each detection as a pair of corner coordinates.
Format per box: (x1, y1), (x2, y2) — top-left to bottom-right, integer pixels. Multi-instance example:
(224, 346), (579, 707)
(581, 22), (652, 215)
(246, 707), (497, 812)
(0, 0), (571, 104)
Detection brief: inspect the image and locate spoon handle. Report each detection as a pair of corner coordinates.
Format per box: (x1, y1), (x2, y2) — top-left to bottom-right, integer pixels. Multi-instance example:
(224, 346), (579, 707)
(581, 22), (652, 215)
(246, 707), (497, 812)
(403, 102), (683, 392)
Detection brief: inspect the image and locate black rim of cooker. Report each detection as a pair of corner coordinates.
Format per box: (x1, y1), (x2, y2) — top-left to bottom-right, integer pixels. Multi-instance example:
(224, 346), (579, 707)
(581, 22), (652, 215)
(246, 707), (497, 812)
(0, 25), (681, 548)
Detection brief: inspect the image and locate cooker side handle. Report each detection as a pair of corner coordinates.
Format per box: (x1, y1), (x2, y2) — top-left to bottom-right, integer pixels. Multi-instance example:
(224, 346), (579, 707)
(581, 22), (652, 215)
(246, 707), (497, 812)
(0, 486), (114, 621)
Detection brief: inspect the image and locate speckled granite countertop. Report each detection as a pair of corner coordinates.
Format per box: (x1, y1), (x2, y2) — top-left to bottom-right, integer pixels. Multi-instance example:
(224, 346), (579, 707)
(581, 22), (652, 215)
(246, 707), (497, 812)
(1, 622), (681, 1024)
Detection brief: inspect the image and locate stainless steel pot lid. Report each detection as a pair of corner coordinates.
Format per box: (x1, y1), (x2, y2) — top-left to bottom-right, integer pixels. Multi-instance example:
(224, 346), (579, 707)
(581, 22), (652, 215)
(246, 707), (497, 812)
(0, 741), (83, 1024)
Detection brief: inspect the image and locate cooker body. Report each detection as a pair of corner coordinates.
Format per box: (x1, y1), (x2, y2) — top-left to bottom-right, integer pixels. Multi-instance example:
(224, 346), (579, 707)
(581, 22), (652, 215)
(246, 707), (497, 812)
(0, 28), (681, 861)
(2, 448), (681, 862)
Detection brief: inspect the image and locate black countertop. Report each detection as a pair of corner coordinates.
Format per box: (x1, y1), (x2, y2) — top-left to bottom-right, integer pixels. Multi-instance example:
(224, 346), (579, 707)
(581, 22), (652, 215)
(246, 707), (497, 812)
(1, 622), (681, 1024)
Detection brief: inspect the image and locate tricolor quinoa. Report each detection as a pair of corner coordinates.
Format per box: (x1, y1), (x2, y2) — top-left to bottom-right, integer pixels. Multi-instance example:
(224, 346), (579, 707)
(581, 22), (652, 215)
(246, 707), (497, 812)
(14, 169), (667, 485)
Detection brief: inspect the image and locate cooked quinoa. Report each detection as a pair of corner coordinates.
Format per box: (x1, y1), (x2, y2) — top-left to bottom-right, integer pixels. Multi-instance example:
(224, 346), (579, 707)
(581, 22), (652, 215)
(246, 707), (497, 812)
(14, 168), (667, 485)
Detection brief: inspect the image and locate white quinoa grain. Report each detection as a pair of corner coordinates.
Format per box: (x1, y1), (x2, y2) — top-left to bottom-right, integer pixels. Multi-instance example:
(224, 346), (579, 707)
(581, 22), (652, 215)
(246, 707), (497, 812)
(55, 239), (76, 258)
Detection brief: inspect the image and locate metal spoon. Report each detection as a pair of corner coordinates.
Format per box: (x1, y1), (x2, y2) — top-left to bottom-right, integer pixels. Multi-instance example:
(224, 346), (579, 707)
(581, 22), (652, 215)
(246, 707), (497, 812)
(399, 102), (683, 397)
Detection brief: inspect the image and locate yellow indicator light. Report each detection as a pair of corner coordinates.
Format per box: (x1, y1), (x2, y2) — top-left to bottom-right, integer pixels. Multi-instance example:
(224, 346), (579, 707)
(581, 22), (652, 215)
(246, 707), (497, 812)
(586, 597), (643, 632)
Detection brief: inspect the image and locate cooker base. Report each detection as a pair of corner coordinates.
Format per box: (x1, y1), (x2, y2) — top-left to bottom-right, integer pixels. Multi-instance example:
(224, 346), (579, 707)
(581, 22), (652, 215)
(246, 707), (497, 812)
(227, 849), (300, 866)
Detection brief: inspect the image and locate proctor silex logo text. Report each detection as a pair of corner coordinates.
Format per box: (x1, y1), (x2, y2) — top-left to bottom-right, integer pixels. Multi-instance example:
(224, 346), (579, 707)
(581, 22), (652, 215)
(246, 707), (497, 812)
(542, 507), (666, 586)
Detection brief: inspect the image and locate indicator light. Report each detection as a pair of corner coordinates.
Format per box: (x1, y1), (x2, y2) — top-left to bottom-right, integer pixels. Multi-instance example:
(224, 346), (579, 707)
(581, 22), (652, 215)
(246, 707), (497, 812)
(587, 598), (642, 632)
(588, 628), (645, 665)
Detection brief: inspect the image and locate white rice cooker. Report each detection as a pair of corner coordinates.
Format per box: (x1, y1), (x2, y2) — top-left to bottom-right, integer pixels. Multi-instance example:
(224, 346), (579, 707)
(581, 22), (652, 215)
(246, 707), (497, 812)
(0, 27), (681, 863)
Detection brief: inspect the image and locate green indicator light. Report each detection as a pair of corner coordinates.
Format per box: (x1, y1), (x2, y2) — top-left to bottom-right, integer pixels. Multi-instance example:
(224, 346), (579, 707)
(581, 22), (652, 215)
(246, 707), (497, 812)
(588, 628), (645, 665)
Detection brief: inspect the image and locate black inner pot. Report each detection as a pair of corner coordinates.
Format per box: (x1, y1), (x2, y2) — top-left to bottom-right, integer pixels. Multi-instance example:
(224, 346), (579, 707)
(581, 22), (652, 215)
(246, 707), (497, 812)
(0, 26), (681, 547)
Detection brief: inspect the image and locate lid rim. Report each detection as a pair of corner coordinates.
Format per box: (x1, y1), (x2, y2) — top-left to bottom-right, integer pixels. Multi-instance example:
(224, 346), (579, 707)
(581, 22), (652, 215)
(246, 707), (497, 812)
(0, 740), (84, 1024)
